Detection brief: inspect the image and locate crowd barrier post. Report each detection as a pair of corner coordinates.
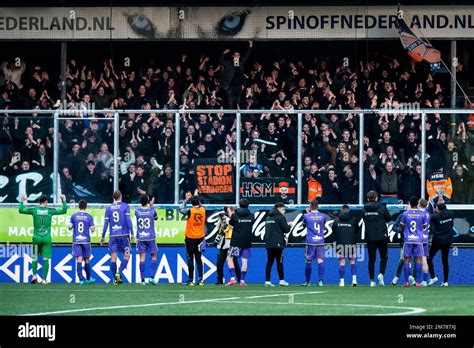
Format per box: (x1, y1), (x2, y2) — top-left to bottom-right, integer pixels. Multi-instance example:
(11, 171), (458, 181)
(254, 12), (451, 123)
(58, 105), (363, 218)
(297, 112), (303, 205)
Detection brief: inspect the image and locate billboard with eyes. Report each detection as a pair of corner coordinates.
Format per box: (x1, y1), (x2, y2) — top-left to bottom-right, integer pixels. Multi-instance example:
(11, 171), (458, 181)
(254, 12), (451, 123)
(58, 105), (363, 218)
(0, 6), (473, 40)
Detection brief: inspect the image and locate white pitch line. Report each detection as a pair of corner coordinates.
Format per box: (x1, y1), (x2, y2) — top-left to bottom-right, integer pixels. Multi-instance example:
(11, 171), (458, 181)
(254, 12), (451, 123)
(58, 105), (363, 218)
(245, 291), (325, 299)
(223, 301), (426, 316)
(0, 288), (313, 294)
(17, 291), (326, 316)
(19, 297), (241, 316)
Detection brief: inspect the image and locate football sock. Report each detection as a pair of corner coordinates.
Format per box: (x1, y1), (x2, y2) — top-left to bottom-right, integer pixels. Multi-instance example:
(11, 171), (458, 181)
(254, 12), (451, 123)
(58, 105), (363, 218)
(338, 265), (345, 279)
(304, 263), (312, 282)
(119, 258), (129, 274)
(42, 259), (50, 280)
(415, 263), (422, 284)
(84, 263), (91, 280)
(76, 262), (84, 281)
(139, 262), (146, 281)
(111, 261), (117, 276)
(350, 263), (357, 276)
(32, 259), (38, 276)
(229, 267), (236, 280)
(150, 260), (158, 278)
(318, 263), (325, 281)
(403, 263), (410, 283)
(241, 271), (247, 281)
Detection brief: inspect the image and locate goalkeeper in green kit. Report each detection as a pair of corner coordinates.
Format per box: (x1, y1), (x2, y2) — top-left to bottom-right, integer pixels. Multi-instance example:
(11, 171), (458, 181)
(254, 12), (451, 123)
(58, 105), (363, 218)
(19, 194), (67, 284)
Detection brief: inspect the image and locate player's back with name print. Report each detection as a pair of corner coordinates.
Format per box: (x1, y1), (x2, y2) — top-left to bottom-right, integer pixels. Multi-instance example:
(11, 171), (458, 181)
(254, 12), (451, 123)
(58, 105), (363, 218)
(107, 202), (129, 236)
(135, 207), (156, 240)
(71, 212), (93, 243)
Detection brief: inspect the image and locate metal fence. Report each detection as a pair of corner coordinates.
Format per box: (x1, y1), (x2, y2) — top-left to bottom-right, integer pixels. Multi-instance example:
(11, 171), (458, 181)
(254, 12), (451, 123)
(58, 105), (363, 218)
(1, 108), (473, 207)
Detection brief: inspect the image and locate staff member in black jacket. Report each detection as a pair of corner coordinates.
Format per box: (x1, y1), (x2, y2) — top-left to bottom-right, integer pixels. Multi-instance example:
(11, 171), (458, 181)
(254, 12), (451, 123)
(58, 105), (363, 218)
(333, 204), (360, 287)
(362, 191), (391, 287)
(226, 199), (254, 286)
(264, 203), (291, 287)
(427, 203), (455, 287)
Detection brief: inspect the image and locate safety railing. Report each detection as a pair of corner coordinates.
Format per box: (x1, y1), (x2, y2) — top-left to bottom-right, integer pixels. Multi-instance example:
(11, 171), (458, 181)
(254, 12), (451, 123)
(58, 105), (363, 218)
(1, 108), (472, 207)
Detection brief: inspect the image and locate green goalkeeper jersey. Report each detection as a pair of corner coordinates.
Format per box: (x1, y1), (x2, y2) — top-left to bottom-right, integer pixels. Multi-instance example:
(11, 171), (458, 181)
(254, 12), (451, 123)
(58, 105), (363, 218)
(19, 201), (68, 238)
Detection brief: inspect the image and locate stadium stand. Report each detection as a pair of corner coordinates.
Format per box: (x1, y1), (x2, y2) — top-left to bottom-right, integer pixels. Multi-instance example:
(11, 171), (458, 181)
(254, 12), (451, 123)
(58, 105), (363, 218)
(1, 46), (473, 204)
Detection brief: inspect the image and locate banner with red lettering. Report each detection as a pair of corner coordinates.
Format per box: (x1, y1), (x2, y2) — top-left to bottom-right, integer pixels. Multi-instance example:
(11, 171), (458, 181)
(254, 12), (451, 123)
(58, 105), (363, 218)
(240, 177), (296, 204)
(194, 159), (234, 203)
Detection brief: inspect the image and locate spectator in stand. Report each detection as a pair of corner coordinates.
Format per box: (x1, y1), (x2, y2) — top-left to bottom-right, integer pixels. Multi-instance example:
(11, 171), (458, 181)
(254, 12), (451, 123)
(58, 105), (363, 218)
(130, 165), (147, 203)
(152, 164), (174, 204)
(31, 143), (52, 169)
(400, 160), (422, 202)
(364, 163), (381, 197)
(426, 167), (453, 204)
(380, 161), (400, 204)
(321, 168), (341, 204)
(0, 47), (469, 204)
(120, 163), (136, 203)
(90, 82), (116, 110)
(80, 160), (101, 194)
(450, 165), (467, 204)
(339, 167), (358, 204)
(219, 41), (253, 109)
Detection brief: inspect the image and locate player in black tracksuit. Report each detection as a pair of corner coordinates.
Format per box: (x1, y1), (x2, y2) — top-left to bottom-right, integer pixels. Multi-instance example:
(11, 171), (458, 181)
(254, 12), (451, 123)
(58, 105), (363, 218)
(427, 203), (455, 286)
(333, 204), (360, 287)
(362, 191), (391, 287)
(226, 199), (254, 286)
(264, 203), (291, 286)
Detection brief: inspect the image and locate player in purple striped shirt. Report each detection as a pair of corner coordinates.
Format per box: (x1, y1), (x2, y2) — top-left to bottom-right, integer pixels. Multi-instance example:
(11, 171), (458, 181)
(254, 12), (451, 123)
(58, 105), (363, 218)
(135, 195), (159, 286)
(100, 190), (135, 285)
(400, 196), (428, 288)
(301, 200), (327, 287)
(68, 199), (95, 285)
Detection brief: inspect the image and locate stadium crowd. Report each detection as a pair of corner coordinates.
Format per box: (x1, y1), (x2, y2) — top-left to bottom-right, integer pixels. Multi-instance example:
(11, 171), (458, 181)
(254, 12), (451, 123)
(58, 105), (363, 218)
(1, 42), (473, 204)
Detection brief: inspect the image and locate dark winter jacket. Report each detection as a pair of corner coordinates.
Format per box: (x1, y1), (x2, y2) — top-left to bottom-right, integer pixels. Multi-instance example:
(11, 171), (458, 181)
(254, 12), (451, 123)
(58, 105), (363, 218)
(361, 201), (391, 242)
(229, 208), (254, 249)
(333, 212), (359, 245)
(219, 48), (252, 92)
(264, 208), (291, 249)
(430, 209), (455, 245)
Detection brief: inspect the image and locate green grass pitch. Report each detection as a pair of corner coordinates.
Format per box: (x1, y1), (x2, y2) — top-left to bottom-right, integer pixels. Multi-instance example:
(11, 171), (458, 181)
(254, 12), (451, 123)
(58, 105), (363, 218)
(0, 283), (472, 316)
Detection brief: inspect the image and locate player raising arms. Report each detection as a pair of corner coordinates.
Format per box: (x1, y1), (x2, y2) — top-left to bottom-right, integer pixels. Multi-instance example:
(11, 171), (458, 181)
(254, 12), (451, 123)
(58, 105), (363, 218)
(180, 190), (206, 286)
(418, 198), (431, 286)
(135, 195), (159, 286)
(19, 194), (67, 284)
(301, 199), (327, 287)
(100, 190), (134, 285)
(399, 196), (427, 287)
(68, 199), (96, 285)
